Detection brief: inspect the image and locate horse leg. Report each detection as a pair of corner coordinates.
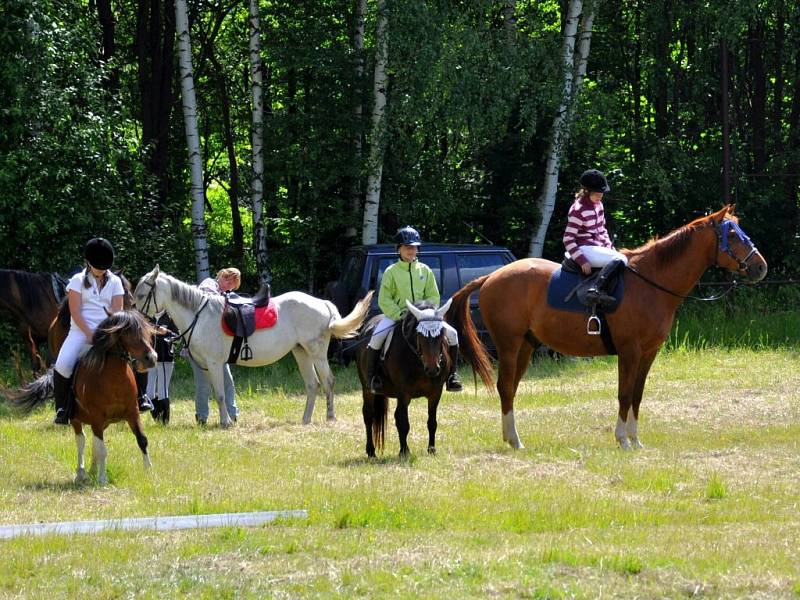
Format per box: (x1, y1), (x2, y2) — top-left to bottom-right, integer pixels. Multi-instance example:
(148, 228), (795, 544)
(207, 362), (232, 428)
(291, 347), (320, 424)
(73, 423), (88, 484)
(626, 350), (658, 449)
(496, 340), (525, 449)
(395, 396), (412, 458)
(310, 350), (336, 421)
(426, 392), (442, 455)
(615, 349), (642, 450)
(128, 416), (151, 470)
(89, 426), (109, 485)
(362, 390), (376, 457)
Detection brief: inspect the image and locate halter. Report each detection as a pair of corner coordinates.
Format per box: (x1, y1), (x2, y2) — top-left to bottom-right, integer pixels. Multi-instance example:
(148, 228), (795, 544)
(715, 218), (759, 271)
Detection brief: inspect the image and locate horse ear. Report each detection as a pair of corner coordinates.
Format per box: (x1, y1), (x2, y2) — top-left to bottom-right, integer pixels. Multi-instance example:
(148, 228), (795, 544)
(151, 264), (161, 280)
(436, 297), (453, 319)
(405, 299), (425, 321)
(728, 203), (737, 215)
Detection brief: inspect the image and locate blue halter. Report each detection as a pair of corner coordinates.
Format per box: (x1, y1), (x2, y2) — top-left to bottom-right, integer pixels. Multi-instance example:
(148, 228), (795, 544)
(716, 219), (758, 270)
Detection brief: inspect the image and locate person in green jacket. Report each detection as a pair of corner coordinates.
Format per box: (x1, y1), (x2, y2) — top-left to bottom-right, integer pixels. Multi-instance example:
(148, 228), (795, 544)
(364, 226), (462, 394)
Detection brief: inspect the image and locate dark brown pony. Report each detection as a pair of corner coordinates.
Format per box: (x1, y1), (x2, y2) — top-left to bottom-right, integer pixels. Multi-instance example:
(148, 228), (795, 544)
(10, 311), (157, 484)
(447, 205), (767, 450)
(356, 299), (453, 457)
(0, 269), (65, 373)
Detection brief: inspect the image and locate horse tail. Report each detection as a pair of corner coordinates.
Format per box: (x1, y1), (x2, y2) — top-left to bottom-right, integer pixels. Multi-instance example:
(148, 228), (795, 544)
(371, 394), (388, 453)
(328, 291), (375, 339)
(7, 368), (55, 415)
(447, 276), (494, 389)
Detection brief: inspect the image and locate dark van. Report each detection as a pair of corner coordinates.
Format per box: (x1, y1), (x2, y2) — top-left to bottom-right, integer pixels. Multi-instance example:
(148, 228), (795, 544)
(325, 243), (516, 360)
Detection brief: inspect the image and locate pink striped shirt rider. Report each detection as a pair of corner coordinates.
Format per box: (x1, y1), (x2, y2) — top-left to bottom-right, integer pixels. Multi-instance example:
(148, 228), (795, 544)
(563, 195), (613, 267)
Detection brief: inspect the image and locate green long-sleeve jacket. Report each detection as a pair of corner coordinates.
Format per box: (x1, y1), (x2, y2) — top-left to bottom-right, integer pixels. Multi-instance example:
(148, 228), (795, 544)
(378, 258), (440, 321)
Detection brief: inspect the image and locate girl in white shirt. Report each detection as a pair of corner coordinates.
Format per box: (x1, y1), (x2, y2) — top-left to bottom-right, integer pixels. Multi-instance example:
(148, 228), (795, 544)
(53, 238), (127, 424)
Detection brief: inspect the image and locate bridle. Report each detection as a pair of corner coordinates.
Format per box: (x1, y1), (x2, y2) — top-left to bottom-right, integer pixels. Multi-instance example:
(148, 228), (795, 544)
(401, 314), (447, 366)
(136, 277), (209, 363)
(714, 218), (760, 272)
(625, 218), (760, 301)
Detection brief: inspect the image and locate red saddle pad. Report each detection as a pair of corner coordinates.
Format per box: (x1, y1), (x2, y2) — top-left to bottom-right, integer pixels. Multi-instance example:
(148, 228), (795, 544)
(221, 300), (278, 336)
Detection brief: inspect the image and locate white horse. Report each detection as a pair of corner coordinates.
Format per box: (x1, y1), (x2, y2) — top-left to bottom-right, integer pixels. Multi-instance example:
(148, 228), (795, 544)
(133, 266), (373, 427)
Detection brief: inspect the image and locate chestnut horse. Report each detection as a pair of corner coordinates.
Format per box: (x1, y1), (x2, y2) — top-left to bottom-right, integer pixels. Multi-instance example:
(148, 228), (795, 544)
(10, 311), (157, 484)
(356, 299), (453, 457)
(0, 269), (65, 373)
(447, 205), (767, 450)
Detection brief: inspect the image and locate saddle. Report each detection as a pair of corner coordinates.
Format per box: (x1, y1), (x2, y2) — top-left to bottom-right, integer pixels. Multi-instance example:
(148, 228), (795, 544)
(221, 283), (277, 363)
(547, 258), (625, 313)
(545, 258), (624, 354)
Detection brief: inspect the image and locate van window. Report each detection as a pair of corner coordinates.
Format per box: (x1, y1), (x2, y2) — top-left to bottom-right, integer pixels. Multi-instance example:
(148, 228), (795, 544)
(376, 256), (443, 297)
(457, 253), (508, 285)
(340, 254), (365, 298)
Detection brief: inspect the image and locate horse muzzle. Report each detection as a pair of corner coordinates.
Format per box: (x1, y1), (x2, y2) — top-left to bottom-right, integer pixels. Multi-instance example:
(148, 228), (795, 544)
(740, 251), (767, 283)
(137, 349), (158, 370)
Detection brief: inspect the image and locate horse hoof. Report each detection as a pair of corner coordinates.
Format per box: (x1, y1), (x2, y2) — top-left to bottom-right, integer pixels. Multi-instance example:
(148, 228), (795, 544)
(302, 417), (312, 425)
(326, 415), (337, 422)
(75, 469), (88, 484)
(618, 438), (632, 451)
(427, 446), (436, 455)
(507, 439), (525, 450)
(631, 438), (644, 450)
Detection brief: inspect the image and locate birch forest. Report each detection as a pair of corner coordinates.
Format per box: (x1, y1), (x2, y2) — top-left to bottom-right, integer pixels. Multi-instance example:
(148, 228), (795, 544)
(1, 0), (799, 291)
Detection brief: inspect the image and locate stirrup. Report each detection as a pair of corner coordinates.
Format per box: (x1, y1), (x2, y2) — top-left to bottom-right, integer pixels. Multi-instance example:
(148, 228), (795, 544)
(587, 314), (601, 336)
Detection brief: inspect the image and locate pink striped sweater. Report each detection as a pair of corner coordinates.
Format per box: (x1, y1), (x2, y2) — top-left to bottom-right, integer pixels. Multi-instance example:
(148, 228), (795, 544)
(563, 195), (613, 266)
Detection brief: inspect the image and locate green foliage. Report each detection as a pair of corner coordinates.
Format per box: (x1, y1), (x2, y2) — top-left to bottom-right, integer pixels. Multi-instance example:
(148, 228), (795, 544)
(1, 0), (799, 290)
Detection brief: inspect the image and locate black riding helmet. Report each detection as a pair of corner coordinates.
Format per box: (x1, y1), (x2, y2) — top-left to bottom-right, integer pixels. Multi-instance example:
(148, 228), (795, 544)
(84, 237), (115, 270)
(579, 169), (611, 194)
(395, 226), (422, 247)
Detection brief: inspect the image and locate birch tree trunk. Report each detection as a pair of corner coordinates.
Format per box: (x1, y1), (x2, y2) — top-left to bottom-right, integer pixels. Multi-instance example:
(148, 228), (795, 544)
(361, 0), (389, 245)
(175, 0), (209, 280)
(346, 0), (368, 240)
(528, 0), (587, 258)
(249, 0), (270, 285)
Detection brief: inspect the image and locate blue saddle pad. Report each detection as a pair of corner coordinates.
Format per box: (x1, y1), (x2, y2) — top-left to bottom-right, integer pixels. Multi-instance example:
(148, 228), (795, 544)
(546, 267), (624, 313)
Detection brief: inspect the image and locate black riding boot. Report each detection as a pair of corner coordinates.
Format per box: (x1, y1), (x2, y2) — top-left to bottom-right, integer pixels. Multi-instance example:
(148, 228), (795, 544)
(364, 347), (383, 394)
(150, 397), (162, 421)
(138, 392), (154, 413)
(159, 398), (170, 425)
(446, 345), (463, 392)
(53, 371), (73, 425)
(585, 258), (625, 306)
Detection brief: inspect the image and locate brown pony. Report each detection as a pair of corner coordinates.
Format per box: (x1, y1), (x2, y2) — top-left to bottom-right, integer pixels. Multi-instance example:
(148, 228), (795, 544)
(10, 310), (157, 484)
(447, 205), (767, 450)
(0, 269), (65, 373)
(356, 299), (453, 457)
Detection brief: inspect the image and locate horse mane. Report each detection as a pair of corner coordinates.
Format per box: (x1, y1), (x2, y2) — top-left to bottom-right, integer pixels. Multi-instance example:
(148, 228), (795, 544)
(0, 269), (52, 308)
(163, 273), (225, 312)
(82, 310), (153, 374)
(626, 212), (718, 269)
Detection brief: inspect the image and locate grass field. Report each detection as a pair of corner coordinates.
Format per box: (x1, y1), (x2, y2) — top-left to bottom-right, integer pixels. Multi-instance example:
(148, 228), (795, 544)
(1, 343), (799, 598)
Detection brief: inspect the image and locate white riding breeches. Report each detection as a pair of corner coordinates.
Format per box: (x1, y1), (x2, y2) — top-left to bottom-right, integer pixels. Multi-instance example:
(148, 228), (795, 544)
(368, 316), (459, 350)
(569, 246), (628, 268)
(147, 362), (175, 399)
(54, 328), (91, 378)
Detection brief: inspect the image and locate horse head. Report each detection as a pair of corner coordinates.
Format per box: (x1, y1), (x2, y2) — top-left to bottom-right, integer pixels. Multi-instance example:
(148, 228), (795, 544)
(711, 205), (767, 283)
(133, 265), (167, 318)
(403, 298), (453, 378)
(84, 310), (157, 374)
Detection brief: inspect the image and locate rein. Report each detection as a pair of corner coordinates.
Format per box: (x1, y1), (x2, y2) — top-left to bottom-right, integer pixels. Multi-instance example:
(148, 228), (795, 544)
(624, 218), (758, 302)
(624, 266), (739, 302)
